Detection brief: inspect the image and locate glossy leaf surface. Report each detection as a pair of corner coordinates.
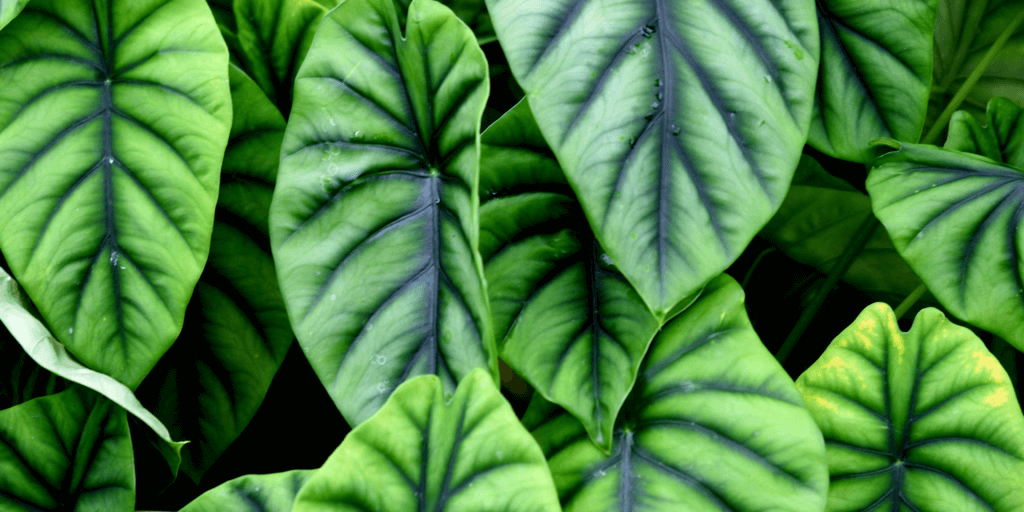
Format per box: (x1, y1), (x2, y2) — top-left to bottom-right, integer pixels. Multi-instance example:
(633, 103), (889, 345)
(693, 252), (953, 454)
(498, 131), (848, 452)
(0, 0), (232, 388)
(525, 274), (828, 511)
(809, 0), (937, 162)
(931, 0), (1024, 125)
(480, 100), (660, 451)
(293, 369), (560, 512)
(761, 155), (922, 297)
(137, 65), (292, 482)
(945, 96), (1024, 167)
(180, 470), (313, 512)
(0, 0), (27, 31)
(797, 303), (1024, 511)
(867, 134), (1024, 348)
(270, 0), (496, 426)
(486, 0), (819, 318)
(0, 387), (134, 511)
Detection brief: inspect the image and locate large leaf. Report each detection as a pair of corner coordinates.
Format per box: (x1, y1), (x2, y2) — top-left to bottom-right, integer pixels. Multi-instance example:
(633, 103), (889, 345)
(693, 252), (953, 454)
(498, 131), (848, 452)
(136, 65), (292, 482)
(180, 470), (313, 512)
(0, 0), (232, 388)
(809, 0), (938, 162)
(269, 0), (496, 426)
(0, 332), (66, 410)
(761, 155), (923, 297)
(293, 369), (561, 512)
(931, 0), (1024, 127)
(480, 100), (660, 451)
(797, 304), (1024, 511)
(524, 274), (828, 511)
(0, 0), (27, 32)
(396, 0), (494, 44)
(867, 134), (1024, 349)
(485, 0), (820, 318)
(0, 387), (134, 511)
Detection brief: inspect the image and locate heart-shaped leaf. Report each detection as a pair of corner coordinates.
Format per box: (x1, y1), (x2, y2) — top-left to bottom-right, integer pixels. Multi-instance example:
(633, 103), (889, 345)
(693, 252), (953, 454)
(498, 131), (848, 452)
(524, 274), (828, 511)
(931, 0), (1024, 127)
(761, 155), (923, 297)
(797, 303), (1024, 511)
(136, 65), (292, 482)
(292, 368), (561, 512)
(0, 0), (232, 388)
(867, 132), (1024, 348)
(809, 0), (938, 162)
(480, 100), (660, 451)
(270, 0), (496, 426)
(0, 387), (134, 511)
(0, 0), (27, 32)
(180, 470), (313, 512)
(945, 96), (1024, 166)
(396, 0), (494, 44)
(485, 0), (819, 318)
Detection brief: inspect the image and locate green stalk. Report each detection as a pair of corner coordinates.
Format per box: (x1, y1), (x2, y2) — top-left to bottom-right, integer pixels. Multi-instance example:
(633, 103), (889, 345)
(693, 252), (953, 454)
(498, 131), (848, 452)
(893, 282), (928, 319)
(775, 215), (879, 364)
(922, 5), (1024, 145)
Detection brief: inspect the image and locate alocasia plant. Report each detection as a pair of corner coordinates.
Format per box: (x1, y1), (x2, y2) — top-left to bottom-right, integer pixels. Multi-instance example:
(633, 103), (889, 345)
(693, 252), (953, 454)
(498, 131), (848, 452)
(0, 0), (1022, 510)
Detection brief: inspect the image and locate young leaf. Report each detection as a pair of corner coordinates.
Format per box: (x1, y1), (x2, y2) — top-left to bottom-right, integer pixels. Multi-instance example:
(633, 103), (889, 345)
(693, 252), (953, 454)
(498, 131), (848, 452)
(525, 274), (828, 512)
(395, 0), (495, 44)
(180, 470), (313, 512)
(0, 387), (135, 511)
(945, 96), (1024, 167)
(292, 369), (561, 512)
(809, 0), (938, 162)
(270, 0), (496, 426)
(797, 303), (1024, 511)
(761, 155), (923, 297)
(480, 100), (660, 452)
(0, 0), (28, 31)
(485, 0), (820, 319)
(867, 127), (1024, 349)
(931, 0), (1024, 126)
(0, 0), (232, 388)
(136, 65), (292, 482)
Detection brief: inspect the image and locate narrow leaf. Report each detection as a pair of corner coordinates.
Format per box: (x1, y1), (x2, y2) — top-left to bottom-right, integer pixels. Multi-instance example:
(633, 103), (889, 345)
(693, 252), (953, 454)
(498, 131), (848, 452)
(270, 0), (496, 426)
(0, 0), (232, 388)
(797, 303), (1024, 511)
(486, 0), (820, 317)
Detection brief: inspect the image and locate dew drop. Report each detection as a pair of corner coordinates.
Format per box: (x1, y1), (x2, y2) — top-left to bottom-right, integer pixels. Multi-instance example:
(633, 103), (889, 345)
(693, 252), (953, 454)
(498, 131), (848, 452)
(68, 328), (73, 334)
(108, 157), (115, 164)
(764, 75), (772, 84)
(373, 354), (387, 365)
(330, 293), (337, 301)
(654, 79), (661, 87)
(651, 102), (660, 110)
(329, 118), (336, 126)
(628, 138), (636, 148)
(670, 124), (682, 136)
(352, 130), (363, 140)
(656, 91), (663, 101)
(109, 251), (118, 266)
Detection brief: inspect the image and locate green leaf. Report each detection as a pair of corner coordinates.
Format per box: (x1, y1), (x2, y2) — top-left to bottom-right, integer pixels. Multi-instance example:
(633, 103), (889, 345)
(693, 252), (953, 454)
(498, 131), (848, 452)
(0, 266), (184, 454)
(0, 387), (134, 511)
(0, 0), (28, 32)
(525, 274), (828, 511)
(485, 0), (820, 318)
(0, 332), (66, 410)
(945, 96), (1024, 167)
(0, 0), (232, 388)
(292, 369), (561, 512)
(796, 303), (1024, 511)
(396, 0), (494, 44)
(136, 65), (291, 482)
(809, 0), (938, 162)
(270, 0), (496, 426)
(180, 470), (313, 512)
(866, 140), (1024, 349)
(480, 100), (659, 452)
(761, 155), (923, 297)
(232, 0), (329, 114)
(931, 0), (1024, 128)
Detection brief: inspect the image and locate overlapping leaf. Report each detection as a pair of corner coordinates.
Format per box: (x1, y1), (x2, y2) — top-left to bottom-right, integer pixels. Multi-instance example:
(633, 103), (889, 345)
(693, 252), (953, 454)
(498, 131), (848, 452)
(480, 100), (660, 451)
(867, 106), (1024, 348)
(0, 0), (232, 388)
(396, 0), (494, 44)
(180, 470), (313, 512)
(945, 96), (1024, 166)
(0, 0), (27, 32)
(485, 0), (819, 318)
(931, 0), (1024, 126)
(761, 155), (922, 297)
(270, 0), (496, 426)
(524, 274), (829, 511)
(0, 387), (134, 511)
(293, 369), (561, 512)
(809, 0), (938, 162)
(0, 333), (65, 410)
(137, 65), (292, 482)
(797, 303), (1024, 511)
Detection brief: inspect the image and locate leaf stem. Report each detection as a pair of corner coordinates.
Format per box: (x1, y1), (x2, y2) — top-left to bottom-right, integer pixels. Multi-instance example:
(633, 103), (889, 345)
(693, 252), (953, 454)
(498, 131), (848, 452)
(741, 247), (777, 289)
(776, 215), (879, 364)
(893, 282), (928, 319)
(922, 5), (1024, 145)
